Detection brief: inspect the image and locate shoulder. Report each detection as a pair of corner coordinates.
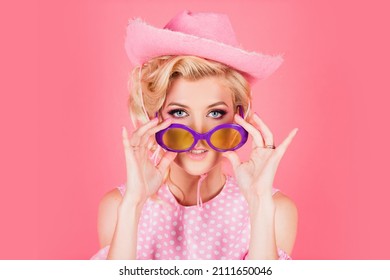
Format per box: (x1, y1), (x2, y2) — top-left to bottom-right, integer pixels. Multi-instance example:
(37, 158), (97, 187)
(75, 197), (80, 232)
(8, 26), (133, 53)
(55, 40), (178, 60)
(272, 191), (298, 255)
(97, 187), (123, 248)
(100, 188), (122, 206)
(273, 191), (298, 215)
(98, 187), (123, 212)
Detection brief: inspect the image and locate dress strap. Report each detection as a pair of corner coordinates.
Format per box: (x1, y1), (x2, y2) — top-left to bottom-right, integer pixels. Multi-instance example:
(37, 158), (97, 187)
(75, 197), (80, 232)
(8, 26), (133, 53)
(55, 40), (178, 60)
(117, 183), (126, 197)
(196, 173), (208, 209)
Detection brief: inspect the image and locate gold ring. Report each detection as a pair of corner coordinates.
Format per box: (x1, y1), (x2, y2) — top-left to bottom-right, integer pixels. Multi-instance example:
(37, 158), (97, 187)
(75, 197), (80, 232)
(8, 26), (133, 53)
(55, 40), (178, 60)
(265, 144), (276, 149)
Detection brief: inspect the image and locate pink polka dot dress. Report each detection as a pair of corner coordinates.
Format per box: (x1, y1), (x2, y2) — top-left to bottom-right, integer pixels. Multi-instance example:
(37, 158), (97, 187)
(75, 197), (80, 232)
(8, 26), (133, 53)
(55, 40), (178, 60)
(91, 174), (291, 260)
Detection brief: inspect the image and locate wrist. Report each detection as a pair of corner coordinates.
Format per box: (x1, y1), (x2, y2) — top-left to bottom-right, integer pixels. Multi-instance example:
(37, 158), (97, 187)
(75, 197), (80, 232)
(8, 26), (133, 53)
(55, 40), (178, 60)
(118, 198), (145, 217)
(248, 194), (276, 216)
(247, 188), (274, 206)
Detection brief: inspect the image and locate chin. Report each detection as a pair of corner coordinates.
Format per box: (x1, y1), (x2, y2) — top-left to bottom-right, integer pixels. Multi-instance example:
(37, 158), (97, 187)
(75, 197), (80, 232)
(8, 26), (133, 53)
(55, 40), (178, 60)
(173, 151), (221, 176)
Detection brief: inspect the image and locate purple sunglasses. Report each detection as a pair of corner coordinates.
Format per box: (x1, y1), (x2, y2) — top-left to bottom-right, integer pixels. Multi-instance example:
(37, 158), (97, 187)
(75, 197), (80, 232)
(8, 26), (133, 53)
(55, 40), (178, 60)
(155, 106), (248, 153)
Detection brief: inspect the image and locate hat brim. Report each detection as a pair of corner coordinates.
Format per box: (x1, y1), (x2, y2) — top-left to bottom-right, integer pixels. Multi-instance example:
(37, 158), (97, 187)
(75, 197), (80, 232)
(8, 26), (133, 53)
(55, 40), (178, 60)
(125, 18), (284, 85)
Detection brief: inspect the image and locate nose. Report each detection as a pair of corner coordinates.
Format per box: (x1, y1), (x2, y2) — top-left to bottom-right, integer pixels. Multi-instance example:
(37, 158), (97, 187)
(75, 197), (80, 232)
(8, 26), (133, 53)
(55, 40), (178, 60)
(188, 117), (212, 148)
(188, 114), (211, 134)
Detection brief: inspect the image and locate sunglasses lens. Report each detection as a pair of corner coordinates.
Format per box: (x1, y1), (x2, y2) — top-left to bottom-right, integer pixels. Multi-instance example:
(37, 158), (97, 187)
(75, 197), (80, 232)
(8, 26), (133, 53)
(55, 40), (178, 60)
(210, 128), (242, 150)
(162, 128), (194, 151)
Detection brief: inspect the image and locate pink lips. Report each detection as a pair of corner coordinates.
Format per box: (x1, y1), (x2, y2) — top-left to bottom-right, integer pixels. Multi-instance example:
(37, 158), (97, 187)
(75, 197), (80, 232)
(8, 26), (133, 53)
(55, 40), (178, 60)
(186, 149), (208, 161)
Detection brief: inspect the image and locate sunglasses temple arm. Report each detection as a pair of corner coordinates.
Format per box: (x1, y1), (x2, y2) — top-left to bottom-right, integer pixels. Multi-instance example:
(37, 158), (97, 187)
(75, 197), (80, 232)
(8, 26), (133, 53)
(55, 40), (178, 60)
(238, 105), (244, 118)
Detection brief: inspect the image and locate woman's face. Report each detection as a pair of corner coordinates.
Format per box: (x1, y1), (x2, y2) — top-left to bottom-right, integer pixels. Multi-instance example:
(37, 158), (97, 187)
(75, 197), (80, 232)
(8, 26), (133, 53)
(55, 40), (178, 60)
(160, 76), (235, 176)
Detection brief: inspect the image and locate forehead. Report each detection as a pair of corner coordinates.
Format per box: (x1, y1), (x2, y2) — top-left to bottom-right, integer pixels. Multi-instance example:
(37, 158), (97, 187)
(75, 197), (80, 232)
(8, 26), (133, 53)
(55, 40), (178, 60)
(164, 77), (233, 108)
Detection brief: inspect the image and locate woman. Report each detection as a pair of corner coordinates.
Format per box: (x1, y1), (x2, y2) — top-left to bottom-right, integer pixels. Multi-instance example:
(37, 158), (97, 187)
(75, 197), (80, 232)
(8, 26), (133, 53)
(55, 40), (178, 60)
(91, 10), (298, 260)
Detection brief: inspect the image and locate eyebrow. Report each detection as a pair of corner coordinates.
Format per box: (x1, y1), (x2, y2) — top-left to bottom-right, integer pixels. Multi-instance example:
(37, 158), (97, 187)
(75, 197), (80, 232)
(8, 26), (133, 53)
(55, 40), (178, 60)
(167, 101), (228, 109)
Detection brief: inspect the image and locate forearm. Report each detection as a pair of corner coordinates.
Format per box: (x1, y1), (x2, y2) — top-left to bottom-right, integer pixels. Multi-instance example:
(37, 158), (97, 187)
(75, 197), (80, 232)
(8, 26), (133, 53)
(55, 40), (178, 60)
(107, 200), (144, 260)
(247, 195), (278, 260)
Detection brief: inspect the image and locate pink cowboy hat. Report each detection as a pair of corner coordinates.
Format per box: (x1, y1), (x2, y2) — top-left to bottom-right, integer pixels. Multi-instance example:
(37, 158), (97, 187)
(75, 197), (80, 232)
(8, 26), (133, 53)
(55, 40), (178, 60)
(124, 10), (284, 85)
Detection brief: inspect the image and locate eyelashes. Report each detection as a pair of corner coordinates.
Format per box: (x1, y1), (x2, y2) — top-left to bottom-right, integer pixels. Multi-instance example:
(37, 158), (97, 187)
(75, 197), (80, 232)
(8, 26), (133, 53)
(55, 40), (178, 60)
(208, 109), (227, 119)
(167, 109), (188, 118)
(167, 109), (227, 119)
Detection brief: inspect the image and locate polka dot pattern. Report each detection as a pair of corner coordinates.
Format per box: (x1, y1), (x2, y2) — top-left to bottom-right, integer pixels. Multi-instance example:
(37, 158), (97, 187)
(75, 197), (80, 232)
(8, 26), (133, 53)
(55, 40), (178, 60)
(90, 175), (289, 260)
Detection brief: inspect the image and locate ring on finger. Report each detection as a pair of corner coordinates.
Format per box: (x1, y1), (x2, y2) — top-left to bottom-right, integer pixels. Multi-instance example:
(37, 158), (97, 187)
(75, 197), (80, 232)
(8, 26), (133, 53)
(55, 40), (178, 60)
(264, 144), (276, 149)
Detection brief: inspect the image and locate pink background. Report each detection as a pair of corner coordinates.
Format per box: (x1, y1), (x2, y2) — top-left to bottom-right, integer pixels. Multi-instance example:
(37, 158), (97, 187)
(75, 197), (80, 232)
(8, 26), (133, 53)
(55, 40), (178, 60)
(2, 0), (390, 259)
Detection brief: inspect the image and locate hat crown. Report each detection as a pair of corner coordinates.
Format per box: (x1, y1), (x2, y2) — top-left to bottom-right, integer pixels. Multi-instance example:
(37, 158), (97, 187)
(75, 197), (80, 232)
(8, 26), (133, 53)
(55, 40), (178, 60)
(164, 10), (239, 47)
(125, 10), (284, 85)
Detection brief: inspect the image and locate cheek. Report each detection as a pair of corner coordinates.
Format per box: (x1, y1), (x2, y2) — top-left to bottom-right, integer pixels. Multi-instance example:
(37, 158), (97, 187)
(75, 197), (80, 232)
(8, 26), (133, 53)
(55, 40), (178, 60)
(212, 150), (223, 160)
(206, 150), (222, 161)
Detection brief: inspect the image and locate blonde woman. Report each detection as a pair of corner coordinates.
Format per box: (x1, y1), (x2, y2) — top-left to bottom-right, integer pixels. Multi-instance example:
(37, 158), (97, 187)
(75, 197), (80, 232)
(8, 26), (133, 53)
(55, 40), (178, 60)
(91, 10), (298, 260)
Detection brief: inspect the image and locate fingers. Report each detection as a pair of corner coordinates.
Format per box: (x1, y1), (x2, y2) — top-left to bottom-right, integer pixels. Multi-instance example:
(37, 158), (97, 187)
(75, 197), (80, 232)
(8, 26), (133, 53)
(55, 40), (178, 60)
(125, 118), (172, 152)
(222, 151), (241, 171)
(139, 118), (172, 147)
(274, 128), (298, 160)
(122, 126), (132, 156)
(122, 120), (158, 166)
(234, 114), (265, 147)
(122, 126), (138, 167)
(129, 118), (159, 146)
(123, 118), (175, 168)
(157, 151), (178, 174)
(250, 113), (274, 147)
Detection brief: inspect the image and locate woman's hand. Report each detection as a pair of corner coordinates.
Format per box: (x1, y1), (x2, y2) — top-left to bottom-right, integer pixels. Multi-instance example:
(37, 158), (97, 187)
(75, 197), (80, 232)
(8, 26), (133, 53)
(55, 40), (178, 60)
(222, 113), (298, 206)
(122, 118), (177, 205)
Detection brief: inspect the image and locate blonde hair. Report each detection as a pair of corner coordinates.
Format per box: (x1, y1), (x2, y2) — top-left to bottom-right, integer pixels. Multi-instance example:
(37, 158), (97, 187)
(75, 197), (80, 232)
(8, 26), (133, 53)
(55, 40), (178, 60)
(126, 55), (252, 195)
(128, 55), (252, 125)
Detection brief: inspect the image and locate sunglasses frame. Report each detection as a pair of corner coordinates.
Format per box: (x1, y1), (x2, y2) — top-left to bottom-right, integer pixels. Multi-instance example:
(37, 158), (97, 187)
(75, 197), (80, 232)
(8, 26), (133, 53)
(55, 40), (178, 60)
(155, 106), (249, 153)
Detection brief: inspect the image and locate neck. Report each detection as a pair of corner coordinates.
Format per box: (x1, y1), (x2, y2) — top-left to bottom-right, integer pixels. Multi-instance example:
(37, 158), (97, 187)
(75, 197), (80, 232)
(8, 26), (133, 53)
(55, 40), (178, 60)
(167, 162), (226, 206)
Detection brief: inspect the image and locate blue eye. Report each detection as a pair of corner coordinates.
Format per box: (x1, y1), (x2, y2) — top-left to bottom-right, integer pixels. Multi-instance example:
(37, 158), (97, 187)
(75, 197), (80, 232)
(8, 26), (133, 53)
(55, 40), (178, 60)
(208, 110), (227, 119)
(167, 109), (227, 119)
(168, 109), (188, 118)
